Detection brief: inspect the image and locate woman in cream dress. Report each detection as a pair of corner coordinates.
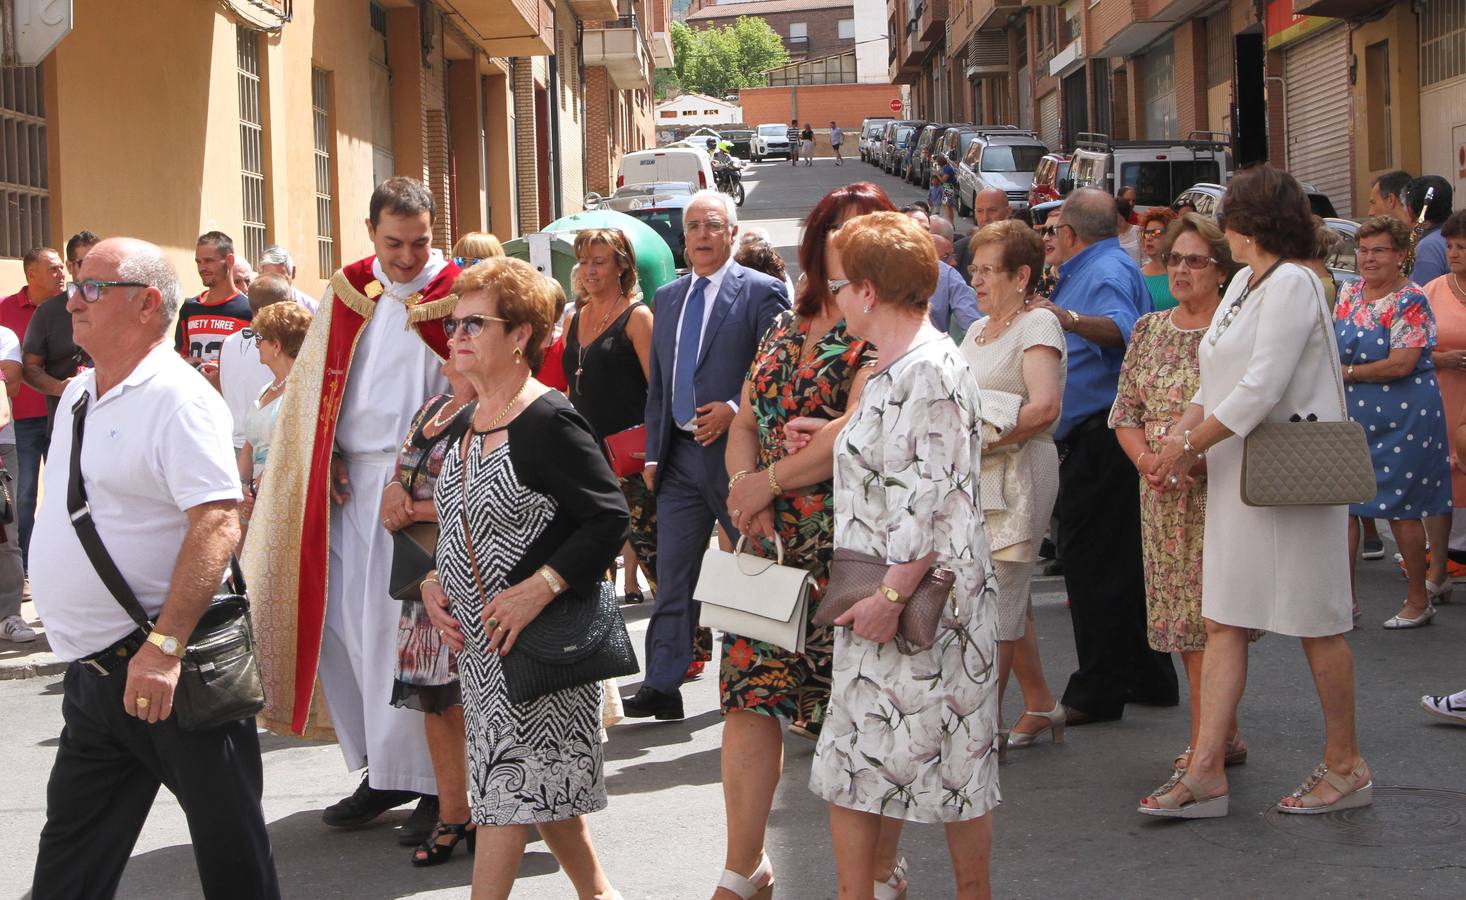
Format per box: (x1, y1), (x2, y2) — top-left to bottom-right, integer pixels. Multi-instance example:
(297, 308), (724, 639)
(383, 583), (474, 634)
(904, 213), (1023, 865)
(1142, 167), (1370, 820)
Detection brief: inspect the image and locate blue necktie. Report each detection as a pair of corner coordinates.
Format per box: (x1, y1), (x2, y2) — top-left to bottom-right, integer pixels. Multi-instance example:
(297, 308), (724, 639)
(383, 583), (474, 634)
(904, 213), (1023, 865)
(673, 276), (711, 427)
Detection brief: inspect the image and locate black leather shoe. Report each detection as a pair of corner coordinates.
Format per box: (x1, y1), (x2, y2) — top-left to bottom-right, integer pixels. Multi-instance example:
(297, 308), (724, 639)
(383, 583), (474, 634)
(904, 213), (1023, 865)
(623, 686), (684, 721)
(322, 774), (419, 828)
(1060, 705), (1121, 727)
(396, 794), (440, 846)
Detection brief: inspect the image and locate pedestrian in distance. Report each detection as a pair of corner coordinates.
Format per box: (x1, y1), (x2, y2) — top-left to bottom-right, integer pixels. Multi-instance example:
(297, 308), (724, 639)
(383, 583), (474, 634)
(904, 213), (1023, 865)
(1142, 166), (1372, 818)
(29, 237), (280, 898)
(828, 120), (843, 165)
(1337, 215), (1453, 628)
(0, 244), (66, 566)
(959, 220), (1067, 757)
(813, 211), (999, 899)
(22, 230), (98, 439)
(623, 190), (790, 722)
(788, 118), (800, 166)
(1139, 207), (1178, 310)
(1030, 187), (1178, 727)
(420, 257), (631, 899)
(235, 293), (311, 542)
(710, 182), (890, 900)
(800, 123), (815, 167)
(218, 274), (291, 463)
(1366, 169), (1413, 225)
(0, 319), (30, 644)
(178, 231), (252, 375)
(245, 177), (461, 844)
(257, 244), (321, 312)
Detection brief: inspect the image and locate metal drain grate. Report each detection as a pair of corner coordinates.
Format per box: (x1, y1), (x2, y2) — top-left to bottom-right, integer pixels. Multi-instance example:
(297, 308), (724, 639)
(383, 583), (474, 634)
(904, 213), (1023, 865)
(1263, 787), (1466, 848)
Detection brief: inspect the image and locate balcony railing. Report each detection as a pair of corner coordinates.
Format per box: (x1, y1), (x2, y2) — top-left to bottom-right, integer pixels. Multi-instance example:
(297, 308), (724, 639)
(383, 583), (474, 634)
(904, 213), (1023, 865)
(584, 19), (651, 89)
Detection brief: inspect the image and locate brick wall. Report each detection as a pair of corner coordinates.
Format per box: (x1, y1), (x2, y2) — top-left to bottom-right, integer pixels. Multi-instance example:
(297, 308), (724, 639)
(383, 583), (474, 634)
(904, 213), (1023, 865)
(1172, 20), (1207, 137)
(739, 83), (902, 138)
(688, 8), (853, 59)
(585, 67), (613, 196)
(555, 8), (586, 217)
(514, 58), (540, 235)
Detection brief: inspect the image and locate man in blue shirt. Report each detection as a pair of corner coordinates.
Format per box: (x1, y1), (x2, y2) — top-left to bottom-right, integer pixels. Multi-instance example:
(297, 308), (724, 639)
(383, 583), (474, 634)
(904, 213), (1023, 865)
(1405, 175), (1453, 286)
(930, 233), (980, 340)
(1030, 188), (1176, 728)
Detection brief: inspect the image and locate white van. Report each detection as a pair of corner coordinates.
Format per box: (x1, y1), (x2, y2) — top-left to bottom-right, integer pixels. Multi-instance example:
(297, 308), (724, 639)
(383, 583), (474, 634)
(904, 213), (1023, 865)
(616, 147), (715, 192)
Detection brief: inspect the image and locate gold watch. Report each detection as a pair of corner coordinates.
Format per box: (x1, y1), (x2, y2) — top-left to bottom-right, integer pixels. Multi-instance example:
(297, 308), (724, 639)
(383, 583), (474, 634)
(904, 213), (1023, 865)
(146, 631), (186, 658)
(878, 584), (906, 605)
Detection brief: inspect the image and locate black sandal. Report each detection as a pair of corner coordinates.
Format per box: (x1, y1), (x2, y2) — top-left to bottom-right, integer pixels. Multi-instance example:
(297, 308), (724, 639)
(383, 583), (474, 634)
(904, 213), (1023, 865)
(624, 590), (644, 605)
(411, 821), (476, 867)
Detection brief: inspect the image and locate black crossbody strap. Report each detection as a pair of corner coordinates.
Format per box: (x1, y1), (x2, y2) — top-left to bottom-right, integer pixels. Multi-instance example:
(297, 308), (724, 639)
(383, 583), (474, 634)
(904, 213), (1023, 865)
(67, 392), (151, 630)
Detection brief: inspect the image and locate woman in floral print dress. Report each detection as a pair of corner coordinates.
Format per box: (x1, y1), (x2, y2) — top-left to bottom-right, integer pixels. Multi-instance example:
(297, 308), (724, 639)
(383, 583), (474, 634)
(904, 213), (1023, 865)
(711, 183), (891, 900)
(810, 211), (999, 900)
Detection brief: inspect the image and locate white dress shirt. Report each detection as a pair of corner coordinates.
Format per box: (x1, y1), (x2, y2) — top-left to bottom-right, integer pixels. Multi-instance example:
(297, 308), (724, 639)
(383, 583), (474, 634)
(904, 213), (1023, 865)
(671, 254), (739, 430)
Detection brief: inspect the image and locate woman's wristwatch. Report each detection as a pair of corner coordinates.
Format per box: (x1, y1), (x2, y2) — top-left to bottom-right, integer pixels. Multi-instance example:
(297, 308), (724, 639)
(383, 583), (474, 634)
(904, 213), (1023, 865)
(878, 584), (907, 605)
(537, 566), (565, 595)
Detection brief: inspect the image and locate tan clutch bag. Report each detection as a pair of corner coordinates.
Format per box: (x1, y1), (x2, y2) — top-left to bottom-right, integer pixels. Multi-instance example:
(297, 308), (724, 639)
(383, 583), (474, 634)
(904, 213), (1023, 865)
(815, 548), (955, 653)
(1239, 277), (1376, 508)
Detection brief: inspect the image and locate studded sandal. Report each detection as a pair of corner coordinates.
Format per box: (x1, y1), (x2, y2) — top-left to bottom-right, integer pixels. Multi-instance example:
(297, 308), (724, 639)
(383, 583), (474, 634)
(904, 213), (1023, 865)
(1275, 760), (1372, 814)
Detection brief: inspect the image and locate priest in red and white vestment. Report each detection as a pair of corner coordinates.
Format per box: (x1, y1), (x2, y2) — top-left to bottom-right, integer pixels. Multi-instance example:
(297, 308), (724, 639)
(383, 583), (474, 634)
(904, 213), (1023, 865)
(244, 178), (459, 818)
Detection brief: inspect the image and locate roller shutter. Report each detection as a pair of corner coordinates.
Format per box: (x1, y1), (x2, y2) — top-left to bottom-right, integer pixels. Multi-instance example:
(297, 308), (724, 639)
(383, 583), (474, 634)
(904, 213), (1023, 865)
(1284, 26), (1352, 217)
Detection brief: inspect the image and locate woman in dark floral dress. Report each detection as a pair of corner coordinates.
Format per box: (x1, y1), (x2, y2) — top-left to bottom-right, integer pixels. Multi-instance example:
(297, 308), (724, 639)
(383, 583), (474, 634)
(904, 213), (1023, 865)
(709, 183), (890, 900)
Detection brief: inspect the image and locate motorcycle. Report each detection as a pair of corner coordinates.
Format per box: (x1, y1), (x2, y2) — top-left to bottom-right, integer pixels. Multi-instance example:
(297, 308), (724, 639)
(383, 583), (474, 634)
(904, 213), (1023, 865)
(714, 161), (745, 207)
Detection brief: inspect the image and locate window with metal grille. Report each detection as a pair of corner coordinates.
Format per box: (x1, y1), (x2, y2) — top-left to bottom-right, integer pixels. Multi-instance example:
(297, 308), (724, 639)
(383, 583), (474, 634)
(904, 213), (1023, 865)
(237, 25), (267, 267)
(312, 68), (337, 276)
(1, 66), (49, 260)
(1420, 0), (1466, 87)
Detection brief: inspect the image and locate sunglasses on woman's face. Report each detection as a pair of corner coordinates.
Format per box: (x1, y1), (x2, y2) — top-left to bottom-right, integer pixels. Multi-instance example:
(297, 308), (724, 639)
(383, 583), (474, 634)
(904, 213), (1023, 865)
(443, 314), (509, 339)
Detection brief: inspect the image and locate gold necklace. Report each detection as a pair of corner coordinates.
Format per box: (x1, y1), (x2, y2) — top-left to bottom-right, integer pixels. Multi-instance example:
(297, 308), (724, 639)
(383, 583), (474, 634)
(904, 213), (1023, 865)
(974, 300), (1027, 345)
(1451, 273), (1465, 303)
(574, 295), (626, 393)
(475, 377), (530, 432)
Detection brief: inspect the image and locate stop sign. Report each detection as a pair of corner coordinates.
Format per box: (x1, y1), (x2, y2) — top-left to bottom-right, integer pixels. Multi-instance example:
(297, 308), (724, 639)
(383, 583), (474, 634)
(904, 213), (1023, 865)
(889, 98), (903, 113)
(4, 0), (73, 66)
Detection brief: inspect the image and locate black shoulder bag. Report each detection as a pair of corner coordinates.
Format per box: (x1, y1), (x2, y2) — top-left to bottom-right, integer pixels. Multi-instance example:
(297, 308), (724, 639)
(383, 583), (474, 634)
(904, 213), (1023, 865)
(67, 392), (265, 732)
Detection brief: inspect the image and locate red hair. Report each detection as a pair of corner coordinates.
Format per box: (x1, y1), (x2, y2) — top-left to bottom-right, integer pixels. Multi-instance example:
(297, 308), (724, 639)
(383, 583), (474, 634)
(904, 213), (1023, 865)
(796, 182), (896, 317)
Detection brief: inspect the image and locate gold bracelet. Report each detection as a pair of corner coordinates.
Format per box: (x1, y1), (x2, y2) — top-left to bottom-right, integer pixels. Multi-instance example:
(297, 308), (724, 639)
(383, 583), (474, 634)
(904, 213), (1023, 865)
(878, 584), (907, 605)
(421, 569), (440, 586)
(728, 469), (752, 490)
(767, 462), (783, 497)
(537, 566), (565, 595)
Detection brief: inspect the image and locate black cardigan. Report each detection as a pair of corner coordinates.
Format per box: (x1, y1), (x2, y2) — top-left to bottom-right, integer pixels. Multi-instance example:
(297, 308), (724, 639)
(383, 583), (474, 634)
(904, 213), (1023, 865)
(496, 391), (630, 597)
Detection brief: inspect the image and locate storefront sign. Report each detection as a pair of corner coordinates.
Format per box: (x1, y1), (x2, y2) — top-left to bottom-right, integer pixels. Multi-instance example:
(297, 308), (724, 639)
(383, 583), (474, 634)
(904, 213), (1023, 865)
(1265, 0), (1333, 50)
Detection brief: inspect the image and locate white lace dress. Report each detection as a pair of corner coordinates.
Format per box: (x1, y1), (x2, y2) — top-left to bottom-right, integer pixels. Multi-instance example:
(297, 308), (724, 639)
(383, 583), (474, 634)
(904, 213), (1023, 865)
(808, 337), (1001, 823)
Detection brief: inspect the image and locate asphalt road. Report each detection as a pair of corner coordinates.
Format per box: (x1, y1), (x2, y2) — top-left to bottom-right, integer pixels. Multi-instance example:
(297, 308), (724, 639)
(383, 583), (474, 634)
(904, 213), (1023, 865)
(5, 157), (1466, 899)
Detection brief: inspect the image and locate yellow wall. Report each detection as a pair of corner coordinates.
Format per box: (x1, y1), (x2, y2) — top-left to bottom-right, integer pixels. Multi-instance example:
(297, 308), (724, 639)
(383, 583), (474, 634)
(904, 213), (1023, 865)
(1351, 6), (1422, 216)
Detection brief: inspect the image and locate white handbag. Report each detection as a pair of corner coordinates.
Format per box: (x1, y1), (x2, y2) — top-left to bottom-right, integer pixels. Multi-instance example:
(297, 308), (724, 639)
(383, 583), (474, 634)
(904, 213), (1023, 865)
(696, 534), (813, 654)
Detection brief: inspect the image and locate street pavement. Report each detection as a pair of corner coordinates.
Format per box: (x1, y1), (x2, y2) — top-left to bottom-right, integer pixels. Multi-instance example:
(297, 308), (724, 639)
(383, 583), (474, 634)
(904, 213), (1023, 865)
(5, 158), (1466, 898)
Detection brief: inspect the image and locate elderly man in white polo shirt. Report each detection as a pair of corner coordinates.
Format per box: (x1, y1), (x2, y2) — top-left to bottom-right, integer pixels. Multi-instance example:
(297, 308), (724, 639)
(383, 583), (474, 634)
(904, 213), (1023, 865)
(28, 238), (280, 900)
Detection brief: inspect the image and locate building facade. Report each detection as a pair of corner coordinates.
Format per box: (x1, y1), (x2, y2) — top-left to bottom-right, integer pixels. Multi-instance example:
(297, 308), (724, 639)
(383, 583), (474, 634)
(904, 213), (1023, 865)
(656, 92), (744, 126)
(886, 0), (1463, 218)
(686, 0), (856, 61)
(0, 0), (669, 290)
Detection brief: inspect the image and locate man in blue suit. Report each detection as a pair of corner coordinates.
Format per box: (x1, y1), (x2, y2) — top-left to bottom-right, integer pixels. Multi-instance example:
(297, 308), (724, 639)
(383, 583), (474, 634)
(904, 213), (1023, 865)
(624, 191), (789, 720)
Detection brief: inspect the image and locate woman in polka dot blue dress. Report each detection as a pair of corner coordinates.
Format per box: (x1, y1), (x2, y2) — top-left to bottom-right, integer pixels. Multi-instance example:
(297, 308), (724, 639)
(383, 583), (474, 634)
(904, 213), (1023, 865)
(1337, 216), (1453, 629)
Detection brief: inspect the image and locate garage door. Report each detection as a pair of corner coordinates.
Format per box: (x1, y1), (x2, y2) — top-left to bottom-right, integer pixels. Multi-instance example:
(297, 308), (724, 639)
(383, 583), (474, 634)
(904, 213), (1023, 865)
(1039, 91), (1060, 151)
(1285, 26), (1352, 217)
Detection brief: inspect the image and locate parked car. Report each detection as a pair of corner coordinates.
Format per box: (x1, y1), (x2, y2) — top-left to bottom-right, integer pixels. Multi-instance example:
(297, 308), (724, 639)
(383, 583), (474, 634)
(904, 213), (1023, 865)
(751, 123), (793, 161)
(616, 147), (713, 192)
(954, 127), (1050, 215)
(860, 117), (894, 163)
(1028, 153), (1071, 208)
(590, 181), (697, 213)
(937, 127), (982, 194)
(622, 192), (694, 273)
(1322, 217), (1360, 290)
(906, 123), (952, 186)
(880, 120), (921, 175)
(1172, 181), (1339, 222)
(1066, 131), (1233, 210)
(721, 129), (755, 159)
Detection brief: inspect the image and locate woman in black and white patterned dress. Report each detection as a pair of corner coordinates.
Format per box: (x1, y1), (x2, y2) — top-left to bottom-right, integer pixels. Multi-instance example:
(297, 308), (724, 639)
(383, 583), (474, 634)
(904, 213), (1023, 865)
(421, 257), (630, 898)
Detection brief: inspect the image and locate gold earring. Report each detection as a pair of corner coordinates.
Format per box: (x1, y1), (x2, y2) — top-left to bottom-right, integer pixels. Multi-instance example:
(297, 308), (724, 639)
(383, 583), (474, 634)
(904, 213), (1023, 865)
(513, 347), (523, 364)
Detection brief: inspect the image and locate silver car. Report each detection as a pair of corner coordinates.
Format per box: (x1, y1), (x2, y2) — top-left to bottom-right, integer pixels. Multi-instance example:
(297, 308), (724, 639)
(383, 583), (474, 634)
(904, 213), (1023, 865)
(955, 129), (1050, 214)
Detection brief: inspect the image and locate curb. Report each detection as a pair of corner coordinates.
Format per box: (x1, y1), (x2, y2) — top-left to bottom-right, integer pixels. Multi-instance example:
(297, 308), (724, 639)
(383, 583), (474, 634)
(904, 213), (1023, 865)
(0, 656), (66, 680)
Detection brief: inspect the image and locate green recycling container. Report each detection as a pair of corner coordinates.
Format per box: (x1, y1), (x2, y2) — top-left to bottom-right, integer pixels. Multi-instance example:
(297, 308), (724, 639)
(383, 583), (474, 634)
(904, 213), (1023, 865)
(547, 209), (678, 305)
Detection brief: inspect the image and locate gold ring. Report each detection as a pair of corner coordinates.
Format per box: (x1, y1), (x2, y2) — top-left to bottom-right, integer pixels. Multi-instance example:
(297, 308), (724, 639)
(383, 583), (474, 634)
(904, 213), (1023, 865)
(486, 617), (499, 629)
(136, 696), (150, 709)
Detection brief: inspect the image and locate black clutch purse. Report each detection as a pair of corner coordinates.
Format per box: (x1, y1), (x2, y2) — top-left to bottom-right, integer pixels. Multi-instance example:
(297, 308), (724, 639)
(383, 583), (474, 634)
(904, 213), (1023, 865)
(390, 523), (439, 602)
(498, 580), (639, 705)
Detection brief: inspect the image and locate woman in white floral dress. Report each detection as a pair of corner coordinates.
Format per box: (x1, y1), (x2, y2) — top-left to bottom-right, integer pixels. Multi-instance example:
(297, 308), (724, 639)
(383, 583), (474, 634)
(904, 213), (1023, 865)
(810, 211), (1000, 899)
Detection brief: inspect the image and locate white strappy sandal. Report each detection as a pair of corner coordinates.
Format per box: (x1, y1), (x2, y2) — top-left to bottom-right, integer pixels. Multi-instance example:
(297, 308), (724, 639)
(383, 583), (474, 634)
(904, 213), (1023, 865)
(874, 857), (908, 900)
(716, 853), (774, 899)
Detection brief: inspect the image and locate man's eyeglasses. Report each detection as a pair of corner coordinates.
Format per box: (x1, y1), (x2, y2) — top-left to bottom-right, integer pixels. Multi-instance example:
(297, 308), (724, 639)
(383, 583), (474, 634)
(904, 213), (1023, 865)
(67, 280), (147, 304)
(684, 219), (729, 235)
(1161, 252), (1218, 270)
(443, 314), (509, 338)
(826, 278), (851, 295)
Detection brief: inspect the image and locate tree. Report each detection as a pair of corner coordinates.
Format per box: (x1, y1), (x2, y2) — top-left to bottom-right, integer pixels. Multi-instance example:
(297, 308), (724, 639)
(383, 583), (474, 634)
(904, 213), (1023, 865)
(669, 17), (790, 99)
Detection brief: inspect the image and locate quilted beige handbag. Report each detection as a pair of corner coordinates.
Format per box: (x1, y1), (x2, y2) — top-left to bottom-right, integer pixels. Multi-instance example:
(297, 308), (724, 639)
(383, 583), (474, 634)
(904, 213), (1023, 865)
(1240, 279), (1376, 507)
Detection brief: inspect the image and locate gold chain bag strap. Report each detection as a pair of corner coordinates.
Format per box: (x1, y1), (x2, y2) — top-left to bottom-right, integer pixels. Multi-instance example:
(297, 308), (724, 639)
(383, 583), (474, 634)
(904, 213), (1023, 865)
(1239, 272), (1377, 507)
